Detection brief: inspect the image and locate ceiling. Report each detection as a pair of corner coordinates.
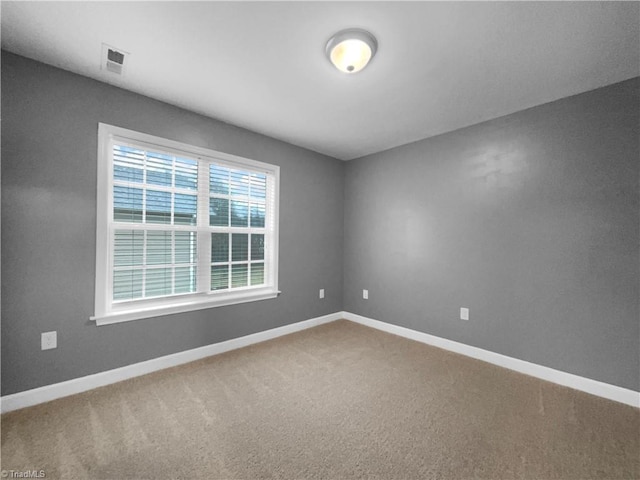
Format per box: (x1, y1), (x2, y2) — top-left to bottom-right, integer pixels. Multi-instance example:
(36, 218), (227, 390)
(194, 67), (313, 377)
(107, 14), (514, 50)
(2, 2), (639, 161)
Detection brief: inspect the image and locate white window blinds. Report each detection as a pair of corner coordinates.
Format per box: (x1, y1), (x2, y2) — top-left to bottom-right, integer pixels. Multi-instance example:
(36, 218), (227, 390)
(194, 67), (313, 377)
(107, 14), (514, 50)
(93, 124), (279, 325)
(112, 145), (199, 302)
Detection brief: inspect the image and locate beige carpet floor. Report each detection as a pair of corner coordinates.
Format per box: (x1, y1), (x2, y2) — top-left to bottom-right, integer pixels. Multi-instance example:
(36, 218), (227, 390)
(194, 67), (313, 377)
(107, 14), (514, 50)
(1, 320), (638, 479)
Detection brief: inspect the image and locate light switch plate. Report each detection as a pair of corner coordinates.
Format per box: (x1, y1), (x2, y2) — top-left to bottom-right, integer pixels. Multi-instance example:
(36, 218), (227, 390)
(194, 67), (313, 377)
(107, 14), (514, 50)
(460, 308), (469, 321)
(319, 289), (325, 299)
(363, 289), (369, 299)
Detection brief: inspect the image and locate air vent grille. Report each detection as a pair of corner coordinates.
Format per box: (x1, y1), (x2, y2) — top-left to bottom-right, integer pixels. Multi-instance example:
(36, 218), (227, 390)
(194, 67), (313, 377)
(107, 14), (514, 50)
(101, 43), (128, 76)
(107, 49), (124, 65)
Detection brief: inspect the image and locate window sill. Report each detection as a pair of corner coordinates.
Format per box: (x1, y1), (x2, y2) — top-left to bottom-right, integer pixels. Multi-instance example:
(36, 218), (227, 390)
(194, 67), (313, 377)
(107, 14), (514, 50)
(91, 289), (280, 326)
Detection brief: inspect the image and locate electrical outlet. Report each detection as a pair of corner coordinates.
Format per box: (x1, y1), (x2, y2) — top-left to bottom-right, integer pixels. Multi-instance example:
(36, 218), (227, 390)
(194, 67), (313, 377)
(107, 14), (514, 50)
(41, 331), (57, 350)
(460, 308), (469, 321)
(363, 289), (369, 300)
(319, 288), (325, 299)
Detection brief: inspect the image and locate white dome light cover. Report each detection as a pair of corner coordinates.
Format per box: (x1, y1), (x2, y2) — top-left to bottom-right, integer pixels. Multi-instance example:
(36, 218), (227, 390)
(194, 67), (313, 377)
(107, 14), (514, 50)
(326, 28), (378, 74)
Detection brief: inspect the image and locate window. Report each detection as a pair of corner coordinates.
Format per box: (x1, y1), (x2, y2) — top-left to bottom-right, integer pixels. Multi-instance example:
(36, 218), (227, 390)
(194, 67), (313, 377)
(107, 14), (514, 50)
(92, 124), (279, 325)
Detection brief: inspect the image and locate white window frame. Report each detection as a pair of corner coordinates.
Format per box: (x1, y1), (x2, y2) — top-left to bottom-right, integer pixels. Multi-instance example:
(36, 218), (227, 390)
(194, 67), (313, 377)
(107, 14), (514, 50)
(92, 123), (280, 326)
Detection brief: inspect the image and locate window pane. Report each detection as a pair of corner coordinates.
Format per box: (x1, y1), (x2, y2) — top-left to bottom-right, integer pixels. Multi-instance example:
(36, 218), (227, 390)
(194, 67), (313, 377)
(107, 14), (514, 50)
(230, 200), (249, 227)
(146, 190), (171, 224)
(146, 152), (173, 187)
(175, 266), (197, 294)
(175, 232), (197, 264)
(251, 234), (264, 261)
(232, 234), (248, 261)
(174, 193), (197, 225)
(114, 186), (143, 223)
(146, 267), (172, 297)
(232, 264), (248, 288)
(114, 230), (144, 266)
(211, 265), (229, 290)
(113, 269), (143, 301)
(251, 263), (264, 286)
(250, 173), (266, 200)
(250, 204), (265, 228)
(147, 231), (172, 265)
(211, 233), (229, 263)
(104, 125), (278, 312)
(175, 157), (198, 190)
(210, 165), (229, 195)
(114, 146), (144, 183)
(230, 170), (250, 197)
(210, 198), (229, 226)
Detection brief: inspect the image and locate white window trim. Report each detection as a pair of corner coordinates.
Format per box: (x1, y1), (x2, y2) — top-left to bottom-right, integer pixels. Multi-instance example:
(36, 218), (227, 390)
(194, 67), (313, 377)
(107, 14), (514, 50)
(92, 123), (280, 326)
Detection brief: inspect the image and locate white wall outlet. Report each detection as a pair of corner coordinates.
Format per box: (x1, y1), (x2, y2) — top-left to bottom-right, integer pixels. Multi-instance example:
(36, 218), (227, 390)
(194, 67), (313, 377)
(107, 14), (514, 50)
(41, 331), (57, 350)
(319, 288), (325, 299)
(460, 308), (470, 321)
(363, 289), (369, 299)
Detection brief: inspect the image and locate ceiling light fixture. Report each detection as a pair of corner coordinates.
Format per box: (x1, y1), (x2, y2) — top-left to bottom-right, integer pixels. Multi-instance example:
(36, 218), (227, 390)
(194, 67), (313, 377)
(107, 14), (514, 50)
(326, 28), (377, 74)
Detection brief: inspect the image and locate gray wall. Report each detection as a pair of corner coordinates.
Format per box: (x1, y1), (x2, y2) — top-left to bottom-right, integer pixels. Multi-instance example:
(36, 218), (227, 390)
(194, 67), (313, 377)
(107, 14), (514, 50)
(3, 50), (638, 396)
(1, 52), (344, 395)
(344, 78), (639, 391)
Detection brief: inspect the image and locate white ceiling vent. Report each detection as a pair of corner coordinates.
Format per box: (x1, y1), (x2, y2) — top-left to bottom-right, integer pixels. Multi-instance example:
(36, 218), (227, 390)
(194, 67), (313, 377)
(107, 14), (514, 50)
(101, 43), (128, 75)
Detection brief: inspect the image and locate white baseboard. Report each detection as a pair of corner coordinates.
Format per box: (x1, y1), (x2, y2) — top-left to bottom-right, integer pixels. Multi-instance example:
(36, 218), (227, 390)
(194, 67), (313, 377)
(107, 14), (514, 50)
(341, 311), (640, 408)
(3, 311), (637, 413)
(0, 312), (341, 414)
